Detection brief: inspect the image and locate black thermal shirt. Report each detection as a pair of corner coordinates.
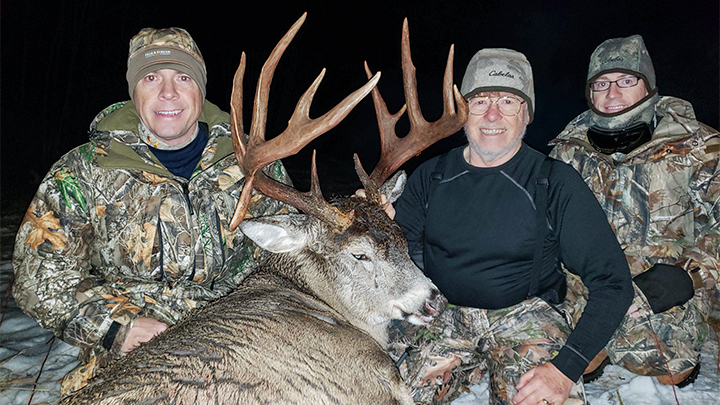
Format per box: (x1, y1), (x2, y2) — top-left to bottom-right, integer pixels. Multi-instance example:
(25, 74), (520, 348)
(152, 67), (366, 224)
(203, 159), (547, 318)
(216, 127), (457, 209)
(394, 142), (633, 382)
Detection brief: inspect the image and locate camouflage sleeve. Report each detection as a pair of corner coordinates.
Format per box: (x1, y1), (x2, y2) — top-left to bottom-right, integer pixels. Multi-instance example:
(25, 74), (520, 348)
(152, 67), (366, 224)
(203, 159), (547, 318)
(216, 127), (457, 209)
(11, 147), (122, 351)
(681, 135), (720, 293)
(10, 146), (180, 354)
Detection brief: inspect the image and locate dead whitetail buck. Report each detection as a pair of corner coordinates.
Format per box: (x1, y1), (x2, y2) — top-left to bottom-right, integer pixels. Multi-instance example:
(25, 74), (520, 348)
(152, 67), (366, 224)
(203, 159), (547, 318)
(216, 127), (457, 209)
(62, 13), (467, 405)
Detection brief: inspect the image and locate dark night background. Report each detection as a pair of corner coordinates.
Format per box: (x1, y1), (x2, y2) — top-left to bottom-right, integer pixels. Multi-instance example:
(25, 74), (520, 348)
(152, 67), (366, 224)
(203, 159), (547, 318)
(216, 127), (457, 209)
(1, 0), (718, 222)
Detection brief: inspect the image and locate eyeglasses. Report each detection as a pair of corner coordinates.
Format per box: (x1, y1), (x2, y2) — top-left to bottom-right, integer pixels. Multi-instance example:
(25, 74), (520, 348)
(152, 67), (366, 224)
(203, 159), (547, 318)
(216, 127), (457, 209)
(589, 76), (640, 92)
(467, 96), (526, 116)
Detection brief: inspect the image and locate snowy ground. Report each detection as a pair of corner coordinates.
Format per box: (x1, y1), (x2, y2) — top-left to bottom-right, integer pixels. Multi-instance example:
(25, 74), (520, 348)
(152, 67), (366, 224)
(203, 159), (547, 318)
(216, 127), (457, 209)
(1, 212), (718, 404)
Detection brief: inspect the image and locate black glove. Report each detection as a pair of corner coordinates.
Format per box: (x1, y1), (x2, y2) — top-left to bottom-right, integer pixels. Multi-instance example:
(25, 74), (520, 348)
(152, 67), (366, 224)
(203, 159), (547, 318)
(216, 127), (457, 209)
(633, 263), (694, 314)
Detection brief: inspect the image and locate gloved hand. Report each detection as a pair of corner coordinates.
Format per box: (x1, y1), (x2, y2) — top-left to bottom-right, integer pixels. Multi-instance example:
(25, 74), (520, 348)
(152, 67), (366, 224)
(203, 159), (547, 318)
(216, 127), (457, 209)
(633, 263), (694, 314)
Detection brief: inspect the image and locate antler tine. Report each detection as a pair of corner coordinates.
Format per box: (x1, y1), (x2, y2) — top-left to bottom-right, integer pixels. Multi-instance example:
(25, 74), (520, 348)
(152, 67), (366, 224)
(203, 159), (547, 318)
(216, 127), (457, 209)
(230, 52), (247, 159)
(229, 12), (380, 231)
(357, 18), (468, 203)
(254, 150), (355, 230)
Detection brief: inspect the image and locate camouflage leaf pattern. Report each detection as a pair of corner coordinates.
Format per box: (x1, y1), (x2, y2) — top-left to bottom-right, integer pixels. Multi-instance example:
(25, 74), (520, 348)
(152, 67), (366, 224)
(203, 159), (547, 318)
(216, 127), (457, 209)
(603, 284), (710, 375)
(55, 168), (88, 213)
(388, 299), (586, 405)
(22, 207), (67, 250)
(12, 101), (292, 365)
(550, 96), (720, 375)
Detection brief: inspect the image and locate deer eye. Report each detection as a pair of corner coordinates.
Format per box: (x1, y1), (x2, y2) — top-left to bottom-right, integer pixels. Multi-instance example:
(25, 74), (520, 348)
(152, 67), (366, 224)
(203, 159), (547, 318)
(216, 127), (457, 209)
(352, 253), (370, 261)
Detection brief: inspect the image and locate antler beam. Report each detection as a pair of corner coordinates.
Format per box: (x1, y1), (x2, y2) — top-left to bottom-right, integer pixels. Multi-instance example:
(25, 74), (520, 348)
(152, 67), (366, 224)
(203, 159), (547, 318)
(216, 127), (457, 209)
(355, 18), (469, 204)
(229, 13), (380, 231)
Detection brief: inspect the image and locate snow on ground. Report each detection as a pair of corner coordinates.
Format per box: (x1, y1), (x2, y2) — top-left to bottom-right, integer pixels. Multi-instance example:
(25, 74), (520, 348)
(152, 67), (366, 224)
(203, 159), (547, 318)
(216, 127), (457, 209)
(452, 340), (719, 405)
(1, 211), (718, 404)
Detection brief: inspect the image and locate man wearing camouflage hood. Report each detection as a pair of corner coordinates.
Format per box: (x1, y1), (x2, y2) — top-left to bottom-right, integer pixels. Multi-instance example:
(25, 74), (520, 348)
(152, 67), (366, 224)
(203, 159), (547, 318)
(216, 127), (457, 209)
(550, 35), (719, 386)
(383, 48), (633, 405)
(12, 27), (291, 388)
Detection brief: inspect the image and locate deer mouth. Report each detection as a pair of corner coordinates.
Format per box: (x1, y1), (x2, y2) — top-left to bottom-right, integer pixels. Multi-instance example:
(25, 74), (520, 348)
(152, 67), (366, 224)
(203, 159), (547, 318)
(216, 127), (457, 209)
(406, 312), (434, 325)
(400, 291), (447, 326)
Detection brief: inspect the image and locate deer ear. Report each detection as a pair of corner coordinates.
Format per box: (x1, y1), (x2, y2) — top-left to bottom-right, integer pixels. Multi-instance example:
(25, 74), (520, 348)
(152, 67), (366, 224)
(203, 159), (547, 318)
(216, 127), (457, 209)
(380, 170), (407, 203)
(238, 215), (309, 253)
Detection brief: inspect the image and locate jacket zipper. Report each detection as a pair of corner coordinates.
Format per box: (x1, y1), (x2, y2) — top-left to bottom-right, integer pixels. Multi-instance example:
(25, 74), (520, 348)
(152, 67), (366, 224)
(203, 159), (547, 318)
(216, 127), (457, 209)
(180, 182), (194, 216)
(211, 210), (226, 290)
(172, 151), (235, 285)
(178, 181), (197, 282)
(157, 215), (164, 282)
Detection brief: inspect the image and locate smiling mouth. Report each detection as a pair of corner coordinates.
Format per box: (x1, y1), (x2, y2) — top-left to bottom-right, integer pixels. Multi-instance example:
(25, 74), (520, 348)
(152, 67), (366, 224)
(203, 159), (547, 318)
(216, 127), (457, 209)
(604, 105), (628, 112)
(480, 128), (506, 135)
(155, 109), (183, 116)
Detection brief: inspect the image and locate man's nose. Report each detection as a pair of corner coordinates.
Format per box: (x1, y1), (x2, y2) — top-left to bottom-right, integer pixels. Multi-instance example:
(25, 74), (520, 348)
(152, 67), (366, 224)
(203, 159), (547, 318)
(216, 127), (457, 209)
(484, 103), (502, 121)
(606, 82), (622, 99)
(159, 80), (179, 100)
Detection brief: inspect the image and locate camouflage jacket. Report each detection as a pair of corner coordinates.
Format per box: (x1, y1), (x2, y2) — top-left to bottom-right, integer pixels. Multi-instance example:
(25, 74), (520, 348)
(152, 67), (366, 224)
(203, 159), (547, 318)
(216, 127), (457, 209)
(550, 96), (720, 295)
(12, 100), (291, 356)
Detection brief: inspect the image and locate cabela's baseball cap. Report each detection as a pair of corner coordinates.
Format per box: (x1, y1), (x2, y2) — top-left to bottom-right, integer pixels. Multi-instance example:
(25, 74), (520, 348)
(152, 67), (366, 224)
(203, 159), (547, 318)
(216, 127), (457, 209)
(461, 48), (535, 123)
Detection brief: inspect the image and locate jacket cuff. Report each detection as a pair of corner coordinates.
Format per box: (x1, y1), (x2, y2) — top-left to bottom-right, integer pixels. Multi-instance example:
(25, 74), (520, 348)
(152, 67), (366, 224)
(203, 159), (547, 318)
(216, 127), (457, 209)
(550, 345), (588, 383)
(102, 321), (122, 350)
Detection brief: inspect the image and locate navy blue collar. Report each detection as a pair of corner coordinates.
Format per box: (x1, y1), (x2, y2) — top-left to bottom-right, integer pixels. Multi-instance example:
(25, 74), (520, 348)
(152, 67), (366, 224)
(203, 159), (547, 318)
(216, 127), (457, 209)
(149, 122), (209, 179)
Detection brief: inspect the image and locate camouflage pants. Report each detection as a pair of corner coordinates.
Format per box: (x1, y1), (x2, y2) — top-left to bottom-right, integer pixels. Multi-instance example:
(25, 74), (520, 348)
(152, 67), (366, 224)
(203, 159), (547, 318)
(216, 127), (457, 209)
(387, 297), (586, 405)
(602, 281), (710, 376)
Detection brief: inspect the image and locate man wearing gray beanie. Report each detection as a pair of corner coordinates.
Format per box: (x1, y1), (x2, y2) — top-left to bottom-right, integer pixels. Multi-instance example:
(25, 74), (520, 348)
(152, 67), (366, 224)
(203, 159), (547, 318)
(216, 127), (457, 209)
(12, 27), (291, 390)
(386, 48), (632, 405)
(550, 35), (719, 387)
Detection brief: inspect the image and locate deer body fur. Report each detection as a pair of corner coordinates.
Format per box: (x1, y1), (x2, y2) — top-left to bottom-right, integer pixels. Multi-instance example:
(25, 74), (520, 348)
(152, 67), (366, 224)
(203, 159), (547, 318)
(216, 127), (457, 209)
(61, 199), (445, 404)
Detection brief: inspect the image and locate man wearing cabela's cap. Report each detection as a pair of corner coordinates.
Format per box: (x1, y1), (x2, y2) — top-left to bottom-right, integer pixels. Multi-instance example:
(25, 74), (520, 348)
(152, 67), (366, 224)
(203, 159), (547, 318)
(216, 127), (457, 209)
(384, 48), (633, 405)
(551, 35), (720, 388)
(12, 27), (291, 390)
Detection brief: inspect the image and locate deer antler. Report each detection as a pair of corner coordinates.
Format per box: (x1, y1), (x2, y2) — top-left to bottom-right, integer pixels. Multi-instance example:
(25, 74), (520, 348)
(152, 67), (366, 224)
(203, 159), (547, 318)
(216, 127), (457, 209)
(229, 13), (381, 231)
(354, 18), (469, 204)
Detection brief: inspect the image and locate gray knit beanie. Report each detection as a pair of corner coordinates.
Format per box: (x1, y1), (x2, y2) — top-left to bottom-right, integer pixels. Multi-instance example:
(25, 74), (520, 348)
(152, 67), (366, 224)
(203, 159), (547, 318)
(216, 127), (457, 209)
(586, 35), (659, 129)
(126, 27), (207, 102)
(461, 48), (535, 123)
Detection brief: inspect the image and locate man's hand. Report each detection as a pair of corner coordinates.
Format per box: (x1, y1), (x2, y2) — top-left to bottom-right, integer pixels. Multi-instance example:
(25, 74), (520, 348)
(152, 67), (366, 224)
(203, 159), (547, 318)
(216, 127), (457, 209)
(513, 362), (573, 405)
(353, 190), (396, 219)
(120, 316), (168, 353)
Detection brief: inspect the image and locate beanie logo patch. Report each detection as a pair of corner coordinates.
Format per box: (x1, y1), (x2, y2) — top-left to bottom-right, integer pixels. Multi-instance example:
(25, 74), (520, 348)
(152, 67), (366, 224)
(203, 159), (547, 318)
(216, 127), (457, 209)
(489, 70), (514, 78)
(600, 56), (623, 65)
(144, 50), (172, 59)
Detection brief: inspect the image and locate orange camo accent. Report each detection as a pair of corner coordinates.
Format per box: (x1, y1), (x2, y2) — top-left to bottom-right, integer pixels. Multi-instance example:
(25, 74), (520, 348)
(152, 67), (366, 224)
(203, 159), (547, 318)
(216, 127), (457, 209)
(420, 354), (462, 386)
(101, 292), (142, 317)
(23, 208), (67, 250)
(650, 141), (694, 161)
(142, 171), (170, 185)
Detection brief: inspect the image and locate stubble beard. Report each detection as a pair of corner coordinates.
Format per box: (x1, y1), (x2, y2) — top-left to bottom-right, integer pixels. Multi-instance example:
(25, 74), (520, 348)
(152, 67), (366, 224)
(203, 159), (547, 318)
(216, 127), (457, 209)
(465, 124), (527, 164)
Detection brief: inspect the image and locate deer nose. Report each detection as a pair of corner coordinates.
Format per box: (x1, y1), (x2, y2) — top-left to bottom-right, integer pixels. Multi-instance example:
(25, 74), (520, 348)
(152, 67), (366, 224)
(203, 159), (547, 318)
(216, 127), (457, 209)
(424, 289), (447, 316)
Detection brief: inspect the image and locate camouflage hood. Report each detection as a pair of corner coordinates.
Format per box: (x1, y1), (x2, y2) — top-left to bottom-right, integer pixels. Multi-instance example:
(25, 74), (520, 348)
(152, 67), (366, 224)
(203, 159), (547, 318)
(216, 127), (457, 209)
(87, 100), (233, 177)
(585, 35), (659, 130)
(552, 96), (710, 161)
(588, 93), (660, 131)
